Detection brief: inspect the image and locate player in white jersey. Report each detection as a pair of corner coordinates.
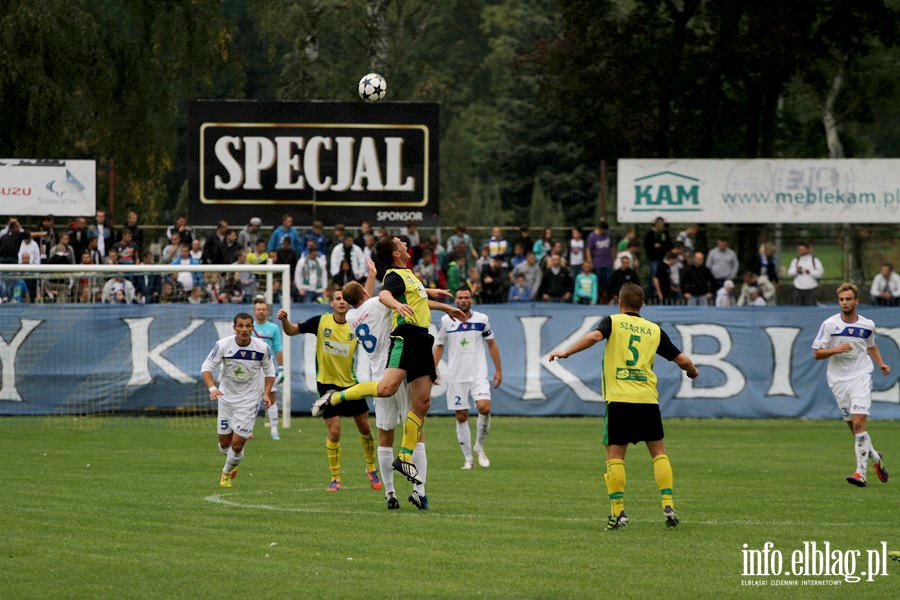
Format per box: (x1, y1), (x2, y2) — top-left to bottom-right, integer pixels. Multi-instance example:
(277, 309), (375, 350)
(342, 259), (423, 509)
(433, 287), (503, 469)
(812, 283), (890, 487)
(201, 312), (276, 487)
(252, 298), (284, 440)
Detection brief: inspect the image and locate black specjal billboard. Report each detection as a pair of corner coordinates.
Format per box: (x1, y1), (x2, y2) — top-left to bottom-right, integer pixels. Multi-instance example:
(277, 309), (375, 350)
(188, 101), (438, 226)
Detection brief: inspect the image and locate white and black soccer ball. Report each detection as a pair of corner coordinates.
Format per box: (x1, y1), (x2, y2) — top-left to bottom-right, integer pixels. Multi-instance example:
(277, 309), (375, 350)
(358, 73), (387, 102)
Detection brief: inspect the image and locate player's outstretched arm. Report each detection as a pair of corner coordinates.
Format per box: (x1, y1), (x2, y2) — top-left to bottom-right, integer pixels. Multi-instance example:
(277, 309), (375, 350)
(425, 288), (453, 299)
(674, 353), (699, 379)
(427, 299), (468, 322)
(379, 289), (414, 317)
(867, 344), (891, 376)
(276, 309), (301, 336)
(548, 330), (604, 361)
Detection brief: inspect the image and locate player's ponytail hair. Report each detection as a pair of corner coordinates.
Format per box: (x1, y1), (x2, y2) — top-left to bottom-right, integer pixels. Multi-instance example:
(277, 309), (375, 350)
(836, 282), (858, 299)
(618, 283), (645, 311)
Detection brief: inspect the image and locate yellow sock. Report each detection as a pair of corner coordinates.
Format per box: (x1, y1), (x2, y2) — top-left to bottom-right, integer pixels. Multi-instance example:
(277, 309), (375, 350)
(606, 459), (626, 515)
(399, 412), (423, 462)
(325, 439), (341, 481)
(333, 381), (379, 405)
(653, 454), (674, 510)
(360, 432), (376, 472)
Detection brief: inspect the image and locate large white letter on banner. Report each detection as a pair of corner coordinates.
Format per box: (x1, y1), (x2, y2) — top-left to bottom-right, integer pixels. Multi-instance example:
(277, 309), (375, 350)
(0, 319), (43, 401)
(520, 316), (603, 402)
(126, 318), (205, 385)
(675, 324), (746, 399)
(763, 327), (800, 397)
(872, 327), (900, 403)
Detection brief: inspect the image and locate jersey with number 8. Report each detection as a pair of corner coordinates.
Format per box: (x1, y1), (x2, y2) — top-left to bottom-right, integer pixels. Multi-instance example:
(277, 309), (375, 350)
(347, 296), (394, 380)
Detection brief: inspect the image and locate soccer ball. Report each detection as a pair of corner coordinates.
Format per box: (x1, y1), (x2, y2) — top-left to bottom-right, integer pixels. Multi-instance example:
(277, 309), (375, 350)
(358, 73), (387, 102)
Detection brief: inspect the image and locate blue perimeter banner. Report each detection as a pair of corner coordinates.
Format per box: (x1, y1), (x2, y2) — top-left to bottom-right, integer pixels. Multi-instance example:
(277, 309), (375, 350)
(0, 304), (898, 419)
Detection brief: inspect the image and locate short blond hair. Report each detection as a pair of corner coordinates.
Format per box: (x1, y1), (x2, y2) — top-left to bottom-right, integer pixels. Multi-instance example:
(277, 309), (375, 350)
(836, 282), (858, 299)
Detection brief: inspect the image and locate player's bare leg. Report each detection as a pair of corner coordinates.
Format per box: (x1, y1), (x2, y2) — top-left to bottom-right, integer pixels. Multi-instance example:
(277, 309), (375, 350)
(324, 416), (343, 491)
(352, 412), (381, 490)
(604, 444), (628, 529)
(455, 409), (473, 468)
(647, 439), (678, 527)
(474, 399), (491, 467)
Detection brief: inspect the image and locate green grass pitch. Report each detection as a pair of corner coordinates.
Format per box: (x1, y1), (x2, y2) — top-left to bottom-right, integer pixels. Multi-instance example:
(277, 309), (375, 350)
(3, 416), (898, 598)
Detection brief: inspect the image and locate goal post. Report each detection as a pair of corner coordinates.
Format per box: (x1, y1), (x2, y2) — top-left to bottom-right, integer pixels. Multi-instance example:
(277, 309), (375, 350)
(0, 262), (293, 427)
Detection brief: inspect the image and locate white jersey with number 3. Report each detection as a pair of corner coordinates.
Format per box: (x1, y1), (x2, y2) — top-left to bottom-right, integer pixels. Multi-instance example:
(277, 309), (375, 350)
(811, 313), (876, 386)
(201, 336), (275, 408)
(436, 311), (494, 383)
(347, 297), (393, 379)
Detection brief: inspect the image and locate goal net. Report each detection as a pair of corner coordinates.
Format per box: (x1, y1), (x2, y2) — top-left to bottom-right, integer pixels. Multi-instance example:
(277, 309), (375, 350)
(0, 263), (292, 428)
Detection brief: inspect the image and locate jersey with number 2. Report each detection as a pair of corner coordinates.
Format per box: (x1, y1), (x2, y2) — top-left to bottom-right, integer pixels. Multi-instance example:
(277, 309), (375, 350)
(347, 296), (393, 379)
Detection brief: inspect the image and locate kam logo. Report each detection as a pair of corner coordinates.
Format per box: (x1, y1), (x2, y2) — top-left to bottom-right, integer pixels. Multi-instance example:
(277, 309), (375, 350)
(631, 171), (701, 212)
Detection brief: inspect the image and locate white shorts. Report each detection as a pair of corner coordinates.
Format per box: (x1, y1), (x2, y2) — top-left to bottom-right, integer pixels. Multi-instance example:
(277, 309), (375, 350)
(375, 384), (411, 431)
(217, 401), (257, 438)
(446, 379), (491, 411)
(829, 375), (872, 421)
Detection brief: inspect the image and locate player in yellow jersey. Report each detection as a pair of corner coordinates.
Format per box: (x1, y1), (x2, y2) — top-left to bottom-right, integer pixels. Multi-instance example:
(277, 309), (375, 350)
(549, 283), (699, 530)
(277, 286), (381, 493)
(313, 236), (466, 501)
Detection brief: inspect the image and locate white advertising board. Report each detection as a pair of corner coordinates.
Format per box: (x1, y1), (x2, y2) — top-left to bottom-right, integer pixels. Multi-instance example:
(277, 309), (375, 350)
(0, 159), (97, 217)
(617, 159), (900, 223)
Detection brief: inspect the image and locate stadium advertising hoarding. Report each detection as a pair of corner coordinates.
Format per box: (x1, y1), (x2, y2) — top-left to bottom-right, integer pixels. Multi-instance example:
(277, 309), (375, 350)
(617, 159), (900, 223)
(1, 304), (898, 418)
(0, 159), (97, 217)
(187, 101), (439, 226)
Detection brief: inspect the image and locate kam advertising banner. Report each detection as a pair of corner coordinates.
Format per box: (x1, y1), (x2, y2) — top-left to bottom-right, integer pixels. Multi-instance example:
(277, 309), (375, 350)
(187, 101), (439, 226)
(0, 159), (97, 217)
(617, 159), (900, 223)
(1, 304), (898, 418)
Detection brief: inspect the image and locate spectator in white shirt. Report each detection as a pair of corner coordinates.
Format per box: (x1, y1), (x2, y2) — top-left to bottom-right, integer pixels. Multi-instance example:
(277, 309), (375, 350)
(715, 279), (735, 307)
(295, 246), (328, 303)
(329, 235), (366, 280)
(870, 263), (900, 306)
(18, 236), (41, 266)
(787, 242), (824, 306)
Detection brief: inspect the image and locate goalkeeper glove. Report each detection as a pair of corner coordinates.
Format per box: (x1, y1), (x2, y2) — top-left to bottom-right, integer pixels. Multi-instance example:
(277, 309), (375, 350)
(274, 366), (284, 387)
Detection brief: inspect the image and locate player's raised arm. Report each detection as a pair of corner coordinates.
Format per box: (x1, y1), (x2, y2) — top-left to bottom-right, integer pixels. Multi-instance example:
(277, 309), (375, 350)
(548, 329), (604, 362)
(379, 289), (414, 317)
(276, 309), (300, 336)
(425, 288), (453, 299)
(363, 257), (377, 298)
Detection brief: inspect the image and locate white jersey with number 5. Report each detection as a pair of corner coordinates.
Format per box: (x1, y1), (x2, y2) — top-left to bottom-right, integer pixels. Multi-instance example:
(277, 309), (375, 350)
(201, 336), (276, 408)
(347, 297), (393, 379)
(436, 311), (494, 383)
(811, 313), (876, 386)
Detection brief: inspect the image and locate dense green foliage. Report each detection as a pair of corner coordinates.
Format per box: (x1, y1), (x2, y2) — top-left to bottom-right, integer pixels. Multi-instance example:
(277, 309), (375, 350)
(4, 416), (899, 597)
(1, 1), (897, 224)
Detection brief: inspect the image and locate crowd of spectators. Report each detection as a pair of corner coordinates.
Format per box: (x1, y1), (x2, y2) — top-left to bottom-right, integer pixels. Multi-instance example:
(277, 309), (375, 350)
(1, 212), (898, 307)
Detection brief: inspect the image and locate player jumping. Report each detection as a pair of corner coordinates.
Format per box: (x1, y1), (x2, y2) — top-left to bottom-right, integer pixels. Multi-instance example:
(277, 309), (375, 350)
(433, 287), (503, 469)
(312, 236), (466, 493)
(812, 282), (890, 487)
(202, 312), (276, 488)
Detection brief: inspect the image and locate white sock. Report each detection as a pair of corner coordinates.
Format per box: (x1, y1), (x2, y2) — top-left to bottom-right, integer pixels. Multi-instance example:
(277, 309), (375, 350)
(412, 442), (427, 496)
(378, 446), (395, 497)
(224, 447), (244, 474)
(475, 413), (491, 451)
(456, 420), (473, 460)
(854, 432), (869, 476)
(267, 404), (279, 432)
(218, 443), (229, 455)
(867, 437), (881, 464)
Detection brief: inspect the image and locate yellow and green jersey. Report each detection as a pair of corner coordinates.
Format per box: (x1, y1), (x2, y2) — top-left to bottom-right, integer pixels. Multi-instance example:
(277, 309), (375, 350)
(598, 312), (680, 404)
(298, 313), (358, 387)
(382, 267), (431, 330)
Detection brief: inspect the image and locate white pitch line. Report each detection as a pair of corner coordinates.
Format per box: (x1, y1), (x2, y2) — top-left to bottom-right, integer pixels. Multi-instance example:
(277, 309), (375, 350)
(203, 492), (860, 527)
